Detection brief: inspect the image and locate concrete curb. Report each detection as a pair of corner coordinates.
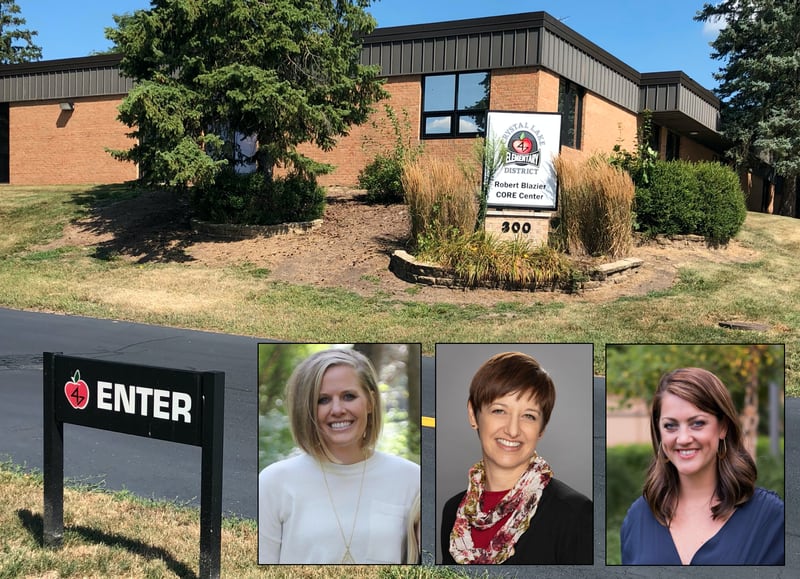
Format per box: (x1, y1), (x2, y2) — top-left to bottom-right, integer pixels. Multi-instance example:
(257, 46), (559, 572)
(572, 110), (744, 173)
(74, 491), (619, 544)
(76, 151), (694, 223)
(190, 218), (322, 240)
(389, 250), (643, 293)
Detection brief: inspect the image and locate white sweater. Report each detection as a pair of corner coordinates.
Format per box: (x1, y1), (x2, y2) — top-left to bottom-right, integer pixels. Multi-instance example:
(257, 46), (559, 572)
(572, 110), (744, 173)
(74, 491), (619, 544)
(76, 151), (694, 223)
(258, 450), (420, 564)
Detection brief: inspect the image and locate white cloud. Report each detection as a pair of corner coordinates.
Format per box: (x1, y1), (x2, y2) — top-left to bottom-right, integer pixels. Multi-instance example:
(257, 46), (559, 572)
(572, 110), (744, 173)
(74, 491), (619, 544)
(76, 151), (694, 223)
(427, 117), (451, 132)
(703, 15), (726, 37)
(459, 117), (478, 133)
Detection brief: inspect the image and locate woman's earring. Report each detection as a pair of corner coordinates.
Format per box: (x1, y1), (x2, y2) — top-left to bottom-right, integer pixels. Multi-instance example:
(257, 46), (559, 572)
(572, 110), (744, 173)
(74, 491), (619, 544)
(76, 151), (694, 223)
(717, 438), (727, 459)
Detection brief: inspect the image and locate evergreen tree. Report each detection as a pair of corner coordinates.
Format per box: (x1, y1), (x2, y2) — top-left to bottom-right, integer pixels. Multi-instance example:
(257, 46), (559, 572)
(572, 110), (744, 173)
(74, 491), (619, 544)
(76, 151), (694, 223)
(107, 0), (384, 190)
(696, 0), (800, 216)
(0, 1), (42, 64)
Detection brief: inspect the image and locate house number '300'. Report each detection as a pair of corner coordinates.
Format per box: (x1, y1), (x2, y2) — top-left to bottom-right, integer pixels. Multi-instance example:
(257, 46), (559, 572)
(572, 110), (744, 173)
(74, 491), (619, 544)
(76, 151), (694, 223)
(501, 221), (532, 234)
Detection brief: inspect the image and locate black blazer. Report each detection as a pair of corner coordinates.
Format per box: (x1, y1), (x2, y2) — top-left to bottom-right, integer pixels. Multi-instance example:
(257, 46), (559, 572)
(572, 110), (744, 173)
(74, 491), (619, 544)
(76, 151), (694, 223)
(440, 478), (593, 565)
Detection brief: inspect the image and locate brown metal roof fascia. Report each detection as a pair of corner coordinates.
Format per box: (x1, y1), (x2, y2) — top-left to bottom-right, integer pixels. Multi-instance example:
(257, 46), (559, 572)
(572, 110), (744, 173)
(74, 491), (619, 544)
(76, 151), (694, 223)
(0, 53), (124, 78)
(640, 71), (720, 108)
(364, 11), (641, 84)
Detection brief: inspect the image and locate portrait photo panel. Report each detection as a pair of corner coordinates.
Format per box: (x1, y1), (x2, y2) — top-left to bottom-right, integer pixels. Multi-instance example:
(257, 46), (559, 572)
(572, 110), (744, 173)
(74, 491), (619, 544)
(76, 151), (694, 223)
(606, 343), (785, 566)
(257, 343), (422, 565)
(435, 343), (594, 565)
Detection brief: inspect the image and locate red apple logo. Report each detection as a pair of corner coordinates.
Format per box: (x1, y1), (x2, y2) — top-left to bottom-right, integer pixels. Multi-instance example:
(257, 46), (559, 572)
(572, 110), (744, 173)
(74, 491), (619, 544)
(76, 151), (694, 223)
(64, 370), (90, 410)
(512, 133), (533, 155)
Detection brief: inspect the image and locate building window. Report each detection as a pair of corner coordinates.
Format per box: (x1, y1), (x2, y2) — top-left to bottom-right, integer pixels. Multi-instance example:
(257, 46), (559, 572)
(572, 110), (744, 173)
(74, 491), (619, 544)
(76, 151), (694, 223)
(649, 123), (662, 158)
(666, 130), (680, 161)
(422, 72), (489, 138)
(558, 79), (583, 149)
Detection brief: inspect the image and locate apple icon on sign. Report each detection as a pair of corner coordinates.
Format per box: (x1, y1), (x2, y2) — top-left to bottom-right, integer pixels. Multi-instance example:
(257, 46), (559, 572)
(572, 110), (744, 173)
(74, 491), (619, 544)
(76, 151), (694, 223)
(512, 133), (533, 155)
(64, 370), (90, 410)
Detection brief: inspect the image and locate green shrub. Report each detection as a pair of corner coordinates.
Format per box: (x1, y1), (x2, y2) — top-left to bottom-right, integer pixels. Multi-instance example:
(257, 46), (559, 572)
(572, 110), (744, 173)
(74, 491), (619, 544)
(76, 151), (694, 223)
(606, 444), (653, 521)
(693, 162), (747, 243)
(358, 154), (404, 203)
(359, 105), (423, 204)
(192, 169), (325, 225)
(608, 110), (659, 188)
(756, 436), (785, 499)
(635, 160), (703, 236)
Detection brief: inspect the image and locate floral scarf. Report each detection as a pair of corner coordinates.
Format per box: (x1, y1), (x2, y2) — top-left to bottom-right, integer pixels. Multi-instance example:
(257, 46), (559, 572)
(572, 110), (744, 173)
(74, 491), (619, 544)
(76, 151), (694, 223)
(449, 453), (552, 564)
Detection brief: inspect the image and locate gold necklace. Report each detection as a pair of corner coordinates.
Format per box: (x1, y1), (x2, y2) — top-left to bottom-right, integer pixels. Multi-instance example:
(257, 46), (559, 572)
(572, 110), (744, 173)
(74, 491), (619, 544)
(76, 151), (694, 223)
(320, 455), (368, 564)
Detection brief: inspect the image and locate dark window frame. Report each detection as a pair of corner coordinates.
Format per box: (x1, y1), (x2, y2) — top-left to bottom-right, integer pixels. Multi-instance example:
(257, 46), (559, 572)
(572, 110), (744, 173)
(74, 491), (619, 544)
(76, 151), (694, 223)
(666, 130), (680, 161)
(558, 79), (584, 150)
(421, 71), (490, 139)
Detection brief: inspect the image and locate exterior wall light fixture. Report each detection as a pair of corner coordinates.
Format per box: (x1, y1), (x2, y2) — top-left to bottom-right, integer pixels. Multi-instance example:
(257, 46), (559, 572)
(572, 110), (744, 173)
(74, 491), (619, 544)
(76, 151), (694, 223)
(59, 102), (74, 111)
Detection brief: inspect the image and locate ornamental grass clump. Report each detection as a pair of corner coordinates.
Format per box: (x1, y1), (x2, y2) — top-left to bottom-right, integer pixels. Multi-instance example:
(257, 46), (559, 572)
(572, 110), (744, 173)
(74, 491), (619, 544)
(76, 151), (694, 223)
(417, 229), (575, 290)
(554, 154), (635, 258)
(403, 154), (578, 290)
(402, 156), (479, 246)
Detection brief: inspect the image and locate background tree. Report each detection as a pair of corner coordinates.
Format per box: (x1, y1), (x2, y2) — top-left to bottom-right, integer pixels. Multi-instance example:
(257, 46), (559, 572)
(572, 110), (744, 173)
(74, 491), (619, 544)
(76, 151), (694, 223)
(606, 344), (784, 460)
(107, 0), (384, 193)
(0, 1), (42, 64)
(696, 0), (800, 216)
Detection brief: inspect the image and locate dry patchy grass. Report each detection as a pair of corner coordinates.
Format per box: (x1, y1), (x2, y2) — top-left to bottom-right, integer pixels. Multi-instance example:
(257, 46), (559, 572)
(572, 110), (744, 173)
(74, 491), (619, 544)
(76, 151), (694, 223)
(1, 464), (455, 579)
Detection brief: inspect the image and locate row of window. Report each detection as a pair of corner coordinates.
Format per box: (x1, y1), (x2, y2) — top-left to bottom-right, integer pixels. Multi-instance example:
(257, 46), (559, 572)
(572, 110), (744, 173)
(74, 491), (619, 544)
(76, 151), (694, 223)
(419, 72), (687, 161)
(421, 71), (583, 149)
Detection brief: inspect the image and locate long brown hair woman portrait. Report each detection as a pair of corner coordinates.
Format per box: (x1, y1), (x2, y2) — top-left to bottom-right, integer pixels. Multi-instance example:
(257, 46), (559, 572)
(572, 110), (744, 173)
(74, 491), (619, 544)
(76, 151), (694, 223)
(621, 367), (784, 565)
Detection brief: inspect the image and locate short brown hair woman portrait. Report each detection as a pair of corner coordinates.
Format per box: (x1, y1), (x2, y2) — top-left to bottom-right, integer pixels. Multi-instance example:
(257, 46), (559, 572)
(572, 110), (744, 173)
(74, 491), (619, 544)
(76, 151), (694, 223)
(258, 346), (420, 564)
(621, 367), (784, 565)
(438, 346), (593, 565)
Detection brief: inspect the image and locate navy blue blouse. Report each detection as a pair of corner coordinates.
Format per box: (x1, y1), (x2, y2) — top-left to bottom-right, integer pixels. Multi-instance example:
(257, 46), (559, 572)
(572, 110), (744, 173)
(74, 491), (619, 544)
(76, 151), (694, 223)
(620, 487), (784, 565)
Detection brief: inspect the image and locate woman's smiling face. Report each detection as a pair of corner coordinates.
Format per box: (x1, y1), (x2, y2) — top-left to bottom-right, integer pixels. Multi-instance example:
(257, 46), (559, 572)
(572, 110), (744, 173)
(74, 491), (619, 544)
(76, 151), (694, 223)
(316, 364), (371, 464)
(659, 392), (727, 482)
(469, 390), (543, 490)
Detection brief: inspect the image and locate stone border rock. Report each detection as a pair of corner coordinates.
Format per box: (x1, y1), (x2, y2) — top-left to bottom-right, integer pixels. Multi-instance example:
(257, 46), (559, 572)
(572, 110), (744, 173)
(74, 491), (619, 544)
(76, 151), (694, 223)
(191, 218), (322, 240)
(389, 250), (643, 293)
(583, 257), (644, 290)
(643, 233), (730, 249)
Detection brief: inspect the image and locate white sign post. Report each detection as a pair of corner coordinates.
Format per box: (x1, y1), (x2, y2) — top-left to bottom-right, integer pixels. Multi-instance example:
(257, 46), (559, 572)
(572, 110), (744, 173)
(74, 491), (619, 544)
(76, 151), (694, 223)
(484, 111), (561, 244)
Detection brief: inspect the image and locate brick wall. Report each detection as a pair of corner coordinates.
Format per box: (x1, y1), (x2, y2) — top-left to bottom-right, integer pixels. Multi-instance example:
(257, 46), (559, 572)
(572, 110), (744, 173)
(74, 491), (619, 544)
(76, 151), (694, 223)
(490, 67), (541, 110)
(311, 67), (571, 187)
(679, 137), (717, 162)
(580, 92), (637, 154)
(535, 69), (561, 113)
(300, 76), (422, 187)
(9, 95), (137, 185)
(0, 82), (724, 192)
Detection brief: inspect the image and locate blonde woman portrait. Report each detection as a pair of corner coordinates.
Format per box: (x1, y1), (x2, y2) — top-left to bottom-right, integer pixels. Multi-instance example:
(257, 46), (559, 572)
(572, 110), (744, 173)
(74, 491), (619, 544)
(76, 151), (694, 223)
(257, 344), (421, 564)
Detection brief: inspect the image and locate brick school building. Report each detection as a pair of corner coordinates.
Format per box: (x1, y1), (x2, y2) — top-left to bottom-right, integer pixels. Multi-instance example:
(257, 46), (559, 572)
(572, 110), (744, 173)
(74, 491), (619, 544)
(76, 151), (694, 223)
(0, 11), (775, 212)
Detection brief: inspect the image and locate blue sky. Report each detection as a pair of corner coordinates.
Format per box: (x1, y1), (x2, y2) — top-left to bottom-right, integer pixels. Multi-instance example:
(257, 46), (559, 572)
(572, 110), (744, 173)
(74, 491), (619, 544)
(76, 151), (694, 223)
(21, 1), (723, 90)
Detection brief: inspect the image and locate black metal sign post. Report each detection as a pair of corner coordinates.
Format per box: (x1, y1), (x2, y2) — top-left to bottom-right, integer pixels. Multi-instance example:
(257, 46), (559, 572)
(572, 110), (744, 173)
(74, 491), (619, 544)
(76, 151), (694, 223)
(43, 352), (224, 579)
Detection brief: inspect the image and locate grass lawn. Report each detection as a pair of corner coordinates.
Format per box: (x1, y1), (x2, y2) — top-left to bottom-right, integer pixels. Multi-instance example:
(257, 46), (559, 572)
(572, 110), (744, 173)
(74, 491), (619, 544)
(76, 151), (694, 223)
(0, 462), (463, 578)
(0, 184), (794, 576)
(0, 184), (796, 395)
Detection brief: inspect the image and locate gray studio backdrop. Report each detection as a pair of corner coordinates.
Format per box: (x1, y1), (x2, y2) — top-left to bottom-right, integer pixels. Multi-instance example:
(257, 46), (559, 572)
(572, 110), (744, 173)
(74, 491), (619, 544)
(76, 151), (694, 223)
(435, 343), (594, 563)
